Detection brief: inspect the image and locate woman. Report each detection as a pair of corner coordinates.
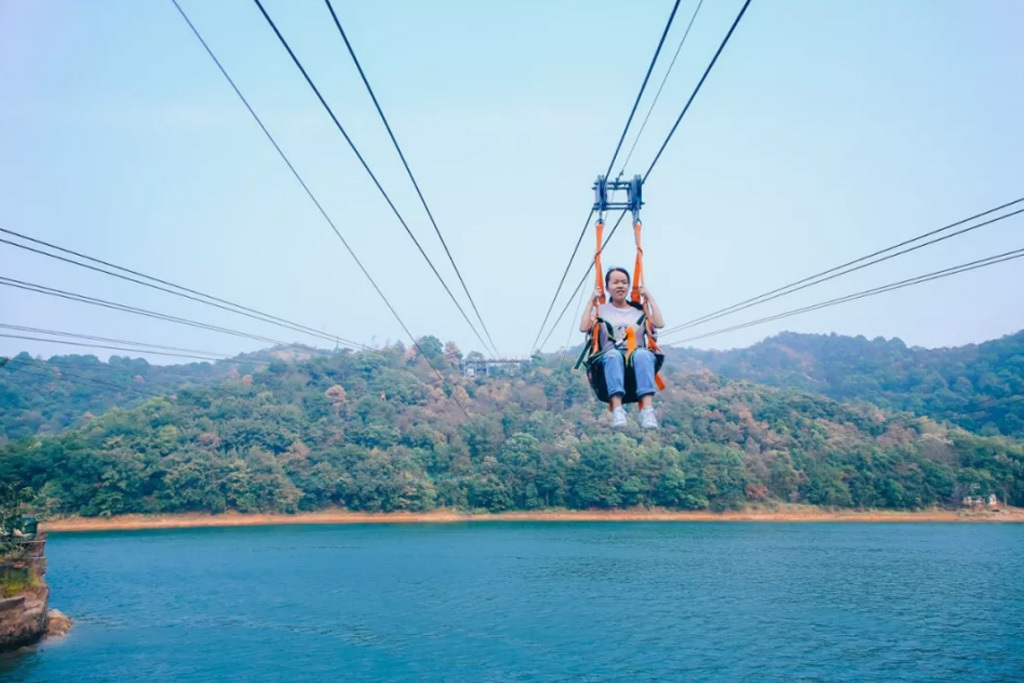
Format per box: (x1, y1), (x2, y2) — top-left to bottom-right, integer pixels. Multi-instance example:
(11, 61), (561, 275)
(579, 267), (665, 430)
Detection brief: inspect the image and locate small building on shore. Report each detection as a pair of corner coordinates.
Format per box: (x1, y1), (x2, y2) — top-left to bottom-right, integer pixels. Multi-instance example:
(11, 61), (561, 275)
(961, 494), (1002, 510)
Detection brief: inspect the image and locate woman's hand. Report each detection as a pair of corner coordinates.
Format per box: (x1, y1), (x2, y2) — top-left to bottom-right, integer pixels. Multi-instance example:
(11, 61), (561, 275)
(640, 286), (665, 328)
(581, 290), (602, 332)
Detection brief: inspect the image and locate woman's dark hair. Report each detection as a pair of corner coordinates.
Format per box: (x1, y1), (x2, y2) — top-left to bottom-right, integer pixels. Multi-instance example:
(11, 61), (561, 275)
(605, 267), (643, 310)
(605, 267), (630, 288)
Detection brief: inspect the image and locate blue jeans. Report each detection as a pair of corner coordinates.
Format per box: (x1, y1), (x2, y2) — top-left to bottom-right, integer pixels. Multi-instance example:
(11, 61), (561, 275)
(601, 348), (656, 399)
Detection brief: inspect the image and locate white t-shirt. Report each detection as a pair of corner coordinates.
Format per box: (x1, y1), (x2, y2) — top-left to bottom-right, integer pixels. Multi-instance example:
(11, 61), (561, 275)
(598, 303), (644, 348)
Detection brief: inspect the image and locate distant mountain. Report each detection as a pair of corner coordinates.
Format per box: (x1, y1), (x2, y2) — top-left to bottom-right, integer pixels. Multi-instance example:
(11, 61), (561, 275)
(667, 330), (1024, 438)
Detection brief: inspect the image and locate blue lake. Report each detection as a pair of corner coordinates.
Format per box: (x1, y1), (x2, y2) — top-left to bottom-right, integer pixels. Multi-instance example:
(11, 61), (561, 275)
(2, 522), (1022, 681)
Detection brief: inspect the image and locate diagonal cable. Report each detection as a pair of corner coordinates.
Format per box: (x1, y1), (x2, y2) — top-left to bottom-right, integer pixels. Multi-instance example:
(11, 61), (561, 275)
(529, 209), (595, 353)
(619, 0), (705, 175)
(644, 0), (753, 180)
(663, 200), (1024, 335)
(537, 210), (630, 351)
(249, 0), (493, 358)
(605, 0), (684, 178)
(171, 0), (472, 415)
(0, 230), (365, 350)
(323, 0), (499, 356)
(663, 247), (1024, 344)
(558, 280), (591, 369)
(1, 276), (294, 348)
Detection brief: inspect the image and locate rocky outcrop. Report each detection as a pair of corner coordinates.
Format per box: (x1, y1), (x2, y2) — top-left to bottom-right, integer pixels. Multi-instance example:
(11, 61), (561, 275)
(0, 585), (50, 650)
(0, 532), (62, 652)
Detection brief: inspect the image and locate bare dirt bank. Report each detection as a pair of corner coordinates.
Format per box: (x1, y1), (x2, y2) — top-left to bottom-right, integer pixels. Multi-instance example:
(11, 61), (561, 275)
(41, 506), (1024, 532)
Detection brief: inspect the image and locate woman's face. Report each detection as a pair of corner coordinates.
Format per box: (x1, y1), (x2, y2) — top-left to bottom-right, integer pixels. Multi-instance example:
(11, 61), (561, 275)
(607, 270), (630, 303)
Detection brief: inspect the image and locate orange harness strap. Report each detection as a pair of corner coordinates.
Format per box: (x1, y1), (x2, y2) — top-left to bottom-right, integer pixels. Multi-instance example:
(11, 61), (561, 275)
(625, 327), (637, 358)
(630, 220), (644, 304)
(643, 305), (659, 353)
(590, 218), (606, 355)
(644, 309), (667, 391)
(631, 220), (666, 391)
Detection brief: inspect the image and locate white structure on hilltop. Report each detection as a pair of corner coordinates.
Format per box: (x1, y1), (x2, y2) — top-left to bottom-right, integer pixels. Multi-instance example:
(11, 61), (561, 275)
(460, 358), (530, 378)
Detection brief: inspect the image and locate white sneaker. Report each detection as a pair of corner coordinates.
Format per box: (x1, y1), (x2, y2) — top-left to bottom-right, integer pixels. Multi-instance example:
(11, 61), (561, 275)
(638, 407), (659, 430)
(610, 406), (627, 429)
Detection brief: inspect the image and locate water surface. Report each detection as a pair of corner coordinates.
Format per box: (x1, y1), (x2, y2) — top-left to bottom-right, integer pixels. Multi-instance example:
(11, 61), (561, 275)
(2, 522), (1022, 681)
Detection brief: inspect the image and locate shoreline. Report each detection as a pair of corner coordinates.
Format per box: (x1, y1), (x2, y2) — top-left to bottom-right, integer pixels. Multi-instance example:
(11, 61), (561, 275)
(42, 506), (1024, 532)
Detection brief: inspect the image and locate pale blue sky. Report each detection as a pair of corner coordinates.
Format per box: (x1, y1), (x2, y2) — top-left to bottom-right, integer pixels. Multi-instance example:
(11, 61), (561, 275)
(1, 0), (1022, 363)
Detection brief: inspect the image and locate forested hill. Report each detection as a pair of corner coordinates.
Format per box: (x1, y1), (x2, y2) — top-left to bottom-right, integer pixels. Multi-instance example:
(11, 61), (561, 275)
(0, 347), (323, 443)
(1, 340), (1022, 517)
(5, 330), (1024, 445)
(0, 353), (242, 443)
(669, 330), (1024, 438)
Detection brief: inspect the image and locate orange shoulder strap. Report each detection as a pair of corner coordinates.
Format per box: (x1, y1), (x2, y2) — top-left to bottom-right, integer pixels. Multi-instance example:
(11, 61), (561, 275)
(630, 220), (644, 304)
